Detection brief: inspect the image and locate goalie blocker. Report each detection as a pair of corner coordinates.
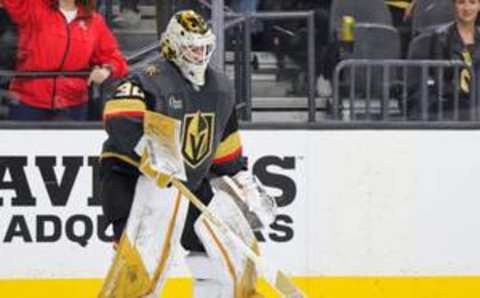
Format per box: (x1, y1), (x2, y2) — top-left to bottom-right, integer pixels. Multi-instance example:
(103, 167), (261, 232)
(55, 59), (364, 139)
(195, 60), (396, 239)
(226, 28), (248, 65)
(98, 10), (282, 298)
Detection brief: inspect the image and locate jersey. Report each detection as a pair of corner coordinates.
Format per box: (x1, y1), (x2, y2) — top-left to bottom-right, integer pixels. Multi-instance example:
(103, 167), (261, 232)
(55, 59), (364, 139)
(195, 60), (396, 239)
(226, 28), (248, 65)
(100, 58), (247, 242)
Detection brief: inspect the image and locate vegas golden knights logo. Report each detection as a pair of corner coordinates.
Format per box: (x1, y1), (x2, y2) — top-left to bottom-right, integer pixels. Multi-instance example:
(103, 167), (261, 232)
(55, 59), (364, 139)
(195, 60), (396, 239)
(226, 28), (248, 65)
(182, 111), (215, 168)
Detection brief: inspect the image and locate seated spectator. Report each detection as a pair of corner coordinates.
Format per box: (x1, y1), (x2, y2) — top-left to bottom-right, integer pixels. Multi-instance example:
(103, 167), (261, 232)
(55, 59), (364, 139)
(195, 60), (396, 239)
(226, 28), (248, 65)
(287, 1), (333, 97)
(408, 0), (480, 120)
(1, 0), (128, 121)
(113, 0), (141, 28)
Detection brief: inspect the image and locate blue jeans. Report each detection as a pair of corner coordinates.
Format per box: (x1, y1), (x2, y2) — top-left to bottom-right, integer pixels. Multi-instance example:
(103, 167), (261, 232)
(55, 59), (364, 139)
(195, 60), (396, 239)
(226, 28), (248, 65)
(8, 101), (88, 121)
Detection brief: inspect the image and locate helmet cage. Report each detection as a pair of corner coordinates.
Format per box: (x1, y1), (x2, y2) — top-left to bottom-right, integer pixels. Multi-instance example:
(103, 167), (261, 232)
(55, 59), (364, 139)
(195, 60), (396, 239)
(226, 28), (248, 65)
(176, 33), (216, 67)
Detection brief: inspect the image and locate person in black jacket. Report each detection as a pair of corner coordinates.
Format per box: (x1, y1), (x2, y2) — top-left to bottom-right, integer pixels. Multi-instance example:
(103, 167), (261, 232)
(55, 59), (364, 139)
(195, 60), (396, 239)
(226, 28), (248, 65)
(258, 1), (332, 96)
(408, 0), (480, 120)
(0, 7), (17, 71)
(0, 6), (17, 117)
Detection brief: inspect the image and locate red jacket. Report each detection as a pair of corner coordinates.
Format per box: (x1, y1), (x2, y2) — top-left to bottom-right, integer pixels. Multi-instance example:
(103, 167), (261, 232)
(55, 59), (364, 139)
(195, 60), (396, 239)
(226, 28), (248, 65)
(2, 0), (128, 109)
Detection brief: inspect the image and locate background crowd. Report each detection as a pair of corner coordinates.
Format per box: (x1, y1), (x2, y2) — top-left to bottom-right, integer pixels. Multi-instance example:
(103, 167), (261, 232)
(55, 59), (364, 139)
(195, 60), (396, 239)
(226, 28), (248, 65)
(1, 0), (478, 121)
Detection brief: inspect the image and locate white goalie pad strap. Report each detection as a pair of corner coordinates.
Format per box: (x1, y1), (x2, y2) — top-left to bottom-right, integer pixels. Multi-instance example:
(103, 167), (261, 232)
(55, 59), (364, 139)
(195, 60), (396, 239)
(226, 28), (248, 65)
(191, 190), (259, 298)
(126, 176), (189, 294)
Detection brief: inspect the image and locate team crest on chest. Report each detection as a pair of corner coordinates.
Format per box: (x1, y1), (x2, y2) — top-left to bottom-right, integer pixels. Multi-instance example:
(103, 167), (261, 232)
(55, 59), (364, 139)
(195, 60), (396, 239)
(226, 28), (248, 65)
(182, 111), (215, 168)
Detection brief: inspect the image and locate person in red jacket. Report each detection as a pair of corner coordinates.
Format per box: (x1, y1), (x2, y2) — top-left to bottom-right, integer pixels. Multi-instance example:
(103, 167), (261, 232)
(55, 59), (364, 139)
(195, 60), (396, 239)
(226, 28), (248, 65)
(0, 0), (128, 121)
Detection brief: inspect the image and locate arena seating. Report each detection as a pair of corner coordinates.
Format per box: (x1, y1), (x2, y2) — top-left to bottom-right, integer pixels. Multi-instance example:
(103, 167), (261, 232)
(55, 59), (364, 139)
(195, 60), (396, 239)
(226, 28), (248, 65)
(335, 23), (401, 119)
(411, 0), (454, 35)
(329, 0), (392, 40)
(350, 23), (401, 98)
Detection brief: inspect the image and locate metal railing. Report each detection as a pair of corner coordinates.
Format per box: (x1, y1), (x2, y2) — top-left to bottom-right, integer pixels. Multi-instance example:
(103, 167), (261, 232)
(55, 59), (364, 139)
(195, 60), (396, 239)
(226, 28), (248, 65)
(0, 70), (91, 78)
(0, 70), (102, 120)
(99, 1), (317, 122)
(121, 10), (317, 122)
(223, 15), (251, 121)
(332, 59), (478, 121)
(224, 11), (316, 122)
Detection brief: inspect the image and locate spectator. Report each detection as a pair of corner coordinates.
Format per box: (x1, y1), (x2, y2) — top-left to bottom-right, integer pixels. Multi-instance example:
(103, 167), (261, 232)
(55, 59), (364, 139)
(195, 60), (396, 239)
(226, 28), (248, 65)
(257, 1), (333, 96)
(386, 0), (416, 57)
(0, 6), (17, 71)
(385, 0), (416, 22)
(112, 0), (141, 28)
(1, 0), (128, 121)
(0, 5), (17, 119)
(405, 0), (416, 19)
(408, 0), (480, 120)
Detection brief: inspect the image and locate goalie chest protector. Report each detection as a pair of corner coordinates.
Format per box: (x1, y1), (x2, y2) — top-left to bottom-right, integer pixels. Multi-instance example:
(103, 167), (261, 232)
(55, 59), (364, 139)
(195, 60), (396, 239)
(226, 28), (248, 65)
(133, 59), (236, 190)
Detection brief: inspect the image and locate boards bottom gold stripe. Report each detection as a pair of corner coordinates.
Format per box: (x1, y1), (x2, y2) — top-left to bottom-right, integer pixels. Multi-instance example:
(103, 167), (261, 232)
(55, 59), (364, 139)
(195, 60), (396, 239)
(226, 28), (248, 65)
(1, 276), (479, 298)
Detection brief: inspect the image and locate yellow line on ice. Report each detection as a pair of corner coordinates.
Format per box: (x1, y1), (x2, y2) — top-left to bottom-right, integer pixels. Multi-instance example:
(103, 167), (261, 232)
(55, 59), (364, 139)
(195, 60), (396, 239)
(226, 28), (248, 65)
(1, 276), (480, 298)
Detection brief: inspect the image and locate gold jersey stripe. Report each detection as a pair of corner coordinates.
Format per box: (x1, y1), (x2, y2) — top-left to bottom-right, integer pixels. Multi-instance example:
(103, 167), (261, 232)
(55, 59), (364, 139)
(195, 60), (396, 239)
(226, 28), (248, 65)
(103, 99), (146, 117)
(213, 132), (242, 160)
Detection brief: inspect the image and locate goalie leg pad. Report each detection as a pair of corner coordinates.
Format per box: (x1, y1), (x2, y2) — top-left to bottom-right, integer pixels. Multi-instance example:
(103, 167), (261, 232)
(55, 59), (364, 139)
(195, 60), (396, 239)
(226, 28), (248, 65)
(99, 176), (189, 298)
(185, 252), (228, 298)
(189, 190), (264, 298)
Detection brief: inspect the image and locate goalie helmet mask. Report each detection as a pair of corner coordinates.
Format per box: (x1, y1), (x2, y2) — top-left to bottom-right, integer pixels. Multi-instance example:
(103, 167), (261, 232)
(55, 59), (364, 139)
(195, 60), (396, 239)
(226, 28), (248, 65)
(160, 10), (216, 86)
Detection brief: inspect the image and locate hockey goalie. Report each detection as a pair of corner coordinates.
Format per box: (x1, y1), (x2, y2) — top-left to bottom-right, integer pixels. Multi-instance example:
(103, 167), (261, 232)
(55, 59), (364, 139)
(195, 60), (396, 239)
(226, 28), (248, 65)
(97, 10), (278, 298)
